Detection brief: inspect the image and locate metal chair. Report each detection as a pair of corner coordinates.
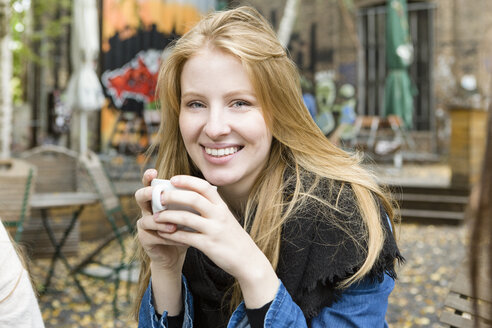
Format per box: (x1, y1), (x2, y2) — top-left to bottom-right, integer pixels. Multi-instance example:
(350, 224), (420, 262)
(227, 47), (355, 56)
(0, 158), (36, 242)
(20, 145), (80, 257)
(73, 150), (137, 317)
(21, 144), (79, 193)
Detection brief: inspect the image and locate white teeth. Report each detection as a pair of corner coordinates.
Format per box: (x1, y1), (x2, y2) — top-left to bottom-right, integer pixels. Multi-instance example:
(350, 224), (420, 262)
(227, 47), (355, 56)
(205, 147), (239, 157)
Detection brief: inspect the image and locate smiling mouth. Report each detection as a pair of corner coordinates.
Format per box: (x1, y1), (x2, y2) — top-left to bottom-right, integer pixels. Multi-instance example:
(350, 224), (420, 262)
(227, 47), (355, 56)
(204, 146), (241, 157)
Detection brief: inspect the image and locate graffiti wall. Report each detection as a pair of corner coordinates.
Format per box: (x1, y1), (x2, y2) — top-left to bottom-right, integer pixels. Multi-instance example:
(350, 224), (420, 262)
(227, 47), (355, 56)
(100, 0), (216, 155)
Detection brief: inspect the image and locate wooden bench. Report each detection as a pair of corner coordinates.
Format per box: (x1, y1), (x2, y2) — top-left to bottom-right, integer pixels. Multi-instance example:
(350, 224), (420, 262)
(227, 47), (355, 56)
(440, 259), (492, 328)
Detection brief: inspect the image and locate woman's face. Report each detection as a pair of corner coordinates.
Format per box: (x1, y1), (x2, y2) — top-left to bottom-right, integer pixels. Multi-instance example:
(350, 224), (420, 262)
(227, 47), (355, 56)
(179, 47), (272, 198)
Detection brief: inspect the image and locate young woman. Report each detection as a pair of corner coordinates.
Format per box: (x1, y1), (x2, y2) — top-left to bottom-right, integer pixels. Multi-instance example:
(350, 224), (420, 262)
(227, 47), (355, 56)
(133, 6), (403, 327)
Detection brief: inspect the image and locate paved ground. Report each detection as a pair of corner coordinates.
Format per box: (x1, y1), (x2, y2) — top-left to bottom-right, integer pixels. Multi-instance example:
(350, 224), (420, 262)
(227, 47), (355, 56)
(31, 239), (137, 328)
(387, 223), (467, 327)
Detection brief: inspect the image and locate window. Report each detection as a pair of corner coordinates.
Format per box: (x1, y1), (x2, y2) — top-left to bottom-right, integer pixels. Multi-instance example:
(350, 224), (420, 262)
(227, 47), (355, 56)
(357, 1), (436, 131)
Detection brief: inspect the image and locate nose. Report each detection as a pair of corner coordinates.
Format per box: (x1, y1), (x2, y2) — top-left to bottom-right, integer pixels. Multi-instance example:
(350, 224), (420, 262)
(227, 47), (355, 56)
(203, 107), (231, 139)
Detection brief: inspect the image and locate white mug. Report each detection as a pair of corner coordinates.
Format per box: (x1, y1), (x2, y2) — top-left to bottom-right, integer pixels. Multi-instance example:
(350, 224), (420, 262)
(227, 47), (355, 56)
(151, 178), (198, 214)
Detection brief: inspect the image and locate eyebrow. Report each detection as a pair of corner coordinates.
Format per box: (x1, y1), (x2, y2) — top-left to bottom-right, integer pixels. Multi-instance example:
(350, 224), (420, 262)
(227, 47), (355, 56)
(181, 92), (203, 99)
(225, 90), (257, 98)
(181, 90), (257, 99)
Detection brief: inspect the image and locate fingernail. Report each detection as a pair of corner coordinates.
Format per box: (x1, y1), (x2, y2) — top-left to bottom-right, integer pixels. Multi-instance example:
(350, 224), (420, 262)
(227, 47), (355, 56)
(165, 223), (176, 232)
(153, 213), (159, 220)
(170, 176), (179, 183)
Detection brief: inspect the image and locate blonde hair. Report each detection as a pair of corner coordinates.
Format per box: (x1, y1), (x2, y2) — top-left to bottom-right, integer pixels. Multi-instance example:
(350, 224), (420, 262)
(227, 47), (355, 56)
(132, 6), (397, 319)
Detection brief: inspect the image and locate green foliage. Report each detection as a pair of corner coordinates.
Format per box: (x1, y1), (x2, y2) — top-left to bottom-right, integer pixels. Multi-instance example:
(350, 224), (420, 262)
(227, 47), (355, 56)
(10, 0), (71, 105)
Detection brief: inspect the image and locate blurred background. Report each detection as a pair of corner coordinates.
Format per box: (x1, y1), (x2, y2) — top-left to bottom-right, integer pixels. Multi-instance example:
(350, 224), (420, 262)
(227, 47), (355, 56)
(0, 0), (490, 327)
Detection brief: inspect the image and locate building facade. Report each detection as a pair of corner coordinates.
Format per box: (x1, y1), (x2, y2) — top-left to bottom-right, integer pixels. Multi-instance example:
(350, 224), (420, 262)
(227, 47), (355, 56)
(238, 0), (492, 152)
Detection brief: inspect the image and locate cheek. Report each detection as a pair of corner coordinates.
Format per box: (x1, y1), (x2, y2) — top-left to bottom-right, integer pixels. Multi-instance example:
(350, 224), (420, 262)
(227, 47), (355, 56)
(246, 119), (272, 155)
(179, 114), (194, 143)
(178, 121), (186, 142)
(253, 116), (272, 144)
(257, 127), (272, 145)
(262, 132), (273, 153)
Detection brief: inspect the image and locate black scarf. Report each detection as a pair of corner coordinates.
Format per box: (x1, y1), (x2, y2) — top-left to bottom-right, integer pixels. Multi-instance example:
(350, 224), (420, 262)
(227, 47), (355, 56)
(182, 174), (403, 327)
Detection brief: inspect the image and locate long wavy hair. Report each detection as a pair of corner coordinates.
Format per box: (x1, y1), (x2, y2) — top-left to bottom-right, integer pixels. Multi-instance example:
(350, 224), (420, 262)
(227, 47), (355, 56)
(132, 6), (397, 319)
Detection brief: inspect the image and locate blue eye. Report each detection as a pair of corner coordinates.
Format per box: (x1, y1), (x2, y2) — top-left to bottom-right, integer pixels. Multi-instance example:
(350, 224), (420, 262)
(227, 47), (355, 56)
(189, 102), (205, 108)
(232, 100), (249, 108)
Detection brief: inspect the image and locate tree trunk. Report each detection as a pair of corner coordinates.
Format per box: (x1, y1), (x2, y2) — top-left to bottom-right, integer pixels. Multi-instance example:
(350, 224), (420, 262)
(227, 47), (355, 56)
(277, 0), (299, 48)
(0, 0), (12, 158)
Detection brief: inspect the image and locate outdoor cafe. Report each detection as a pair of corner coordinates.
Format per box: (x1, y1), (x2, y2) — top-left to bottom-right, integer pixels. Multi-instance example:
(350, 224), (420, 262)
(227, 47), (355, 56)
(1, 0), (492, 327)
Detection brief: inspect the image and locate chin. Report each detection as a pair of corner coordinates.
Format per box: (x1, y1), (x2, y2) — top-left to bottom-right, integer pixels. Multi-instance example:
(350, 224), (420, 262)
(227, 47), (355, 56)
(202, 172), (238, 188)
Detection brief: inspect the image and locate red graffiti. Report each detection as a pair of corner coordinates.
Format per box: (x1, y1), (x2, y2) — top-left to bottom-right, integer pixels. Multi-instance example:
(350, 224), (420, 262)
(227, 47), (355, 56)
(102, 53), (160, 107)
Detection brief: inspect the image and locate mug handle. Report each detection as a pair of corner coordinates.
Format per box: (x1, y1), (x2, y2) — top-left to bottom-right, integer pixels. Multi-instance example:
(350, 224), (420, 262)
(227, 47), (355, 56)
(152, 184), (167, 213)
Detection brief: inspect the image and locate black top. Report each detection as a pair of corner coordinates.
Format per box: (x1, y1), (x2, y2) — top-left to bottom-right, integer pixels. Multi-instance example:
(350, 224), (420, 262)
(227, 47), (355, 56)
(162, 300), (272, 328)
(246, 301), (273, 328)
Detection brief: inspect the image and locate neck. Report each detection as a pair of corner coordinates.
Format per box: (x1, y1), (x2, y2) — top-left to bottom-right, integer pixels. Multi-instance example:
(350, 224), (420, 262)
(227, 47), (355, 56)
(218, 185), (250, 217)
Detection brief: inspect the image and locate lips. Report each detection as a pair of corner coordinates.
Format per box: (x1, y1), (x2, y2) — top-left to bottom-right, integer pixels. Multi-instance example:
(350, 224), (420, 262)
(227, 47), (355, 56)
(204, 146), (240, 157)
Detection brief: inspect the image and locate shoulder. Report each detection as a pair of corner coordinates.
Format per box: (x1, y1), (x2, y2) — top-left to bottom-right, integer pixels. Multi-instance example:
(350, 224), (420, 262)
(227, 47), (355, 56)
(311, 273), (394, 326)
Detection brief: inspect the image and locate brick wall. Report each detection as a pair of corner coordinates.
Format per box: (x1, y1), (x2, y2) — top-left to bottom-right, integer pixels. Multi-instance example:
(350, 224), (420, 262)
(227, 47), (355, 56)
(238, 0), (357, 84)
(433, 0), (492, 108)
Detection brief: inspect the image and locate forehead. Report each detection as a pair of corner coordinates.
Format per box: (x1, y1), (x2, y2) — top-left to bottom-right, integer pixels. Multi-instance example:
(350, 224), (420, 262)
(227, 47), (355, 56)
(180, 47), (254, 91)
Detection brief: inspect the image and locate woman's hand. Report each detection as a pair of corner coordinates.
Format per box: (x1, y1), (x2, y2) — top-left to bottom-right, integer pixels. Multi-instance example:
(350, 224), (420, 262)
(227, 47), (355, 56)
(152, 175), (279, 308)
(135, 169), (188, 315)
(135, 169), (188, 272)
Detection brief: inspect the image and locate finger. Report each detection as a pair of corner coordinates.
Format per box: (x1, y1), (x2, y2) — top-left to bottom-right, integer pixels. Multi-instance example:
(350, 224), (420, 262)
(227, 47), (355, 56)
(138, 227), (186, 247)
(155, 210), (208, 233)
(160, 189), (212, 218)
(137, 216), (178, 234)
(170, 175), (221, 204)
(135, 186), (154, 216)
(155, 227), (204, 249)
(142, 169), (158, 186)
(155, 231), (188, 246)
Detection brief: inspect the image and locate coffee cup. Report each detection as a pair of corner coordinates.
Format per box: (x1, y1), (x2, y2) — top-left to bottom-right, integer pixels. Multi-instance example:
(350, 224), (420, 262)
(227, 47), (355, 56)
(151, 178), (198, 215)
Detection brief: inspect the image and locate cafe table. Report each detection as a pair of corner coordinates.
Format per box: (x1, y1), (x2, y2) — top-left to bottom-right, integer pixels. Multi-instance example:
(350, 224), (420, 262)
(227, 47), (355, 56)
(30, 192), (99, 301)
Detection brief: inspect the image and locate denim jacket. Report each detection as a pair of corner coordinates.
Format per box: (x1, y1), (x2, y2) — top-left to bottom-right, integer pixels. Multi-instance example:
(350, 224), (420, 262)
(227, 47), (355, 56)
(138, 273), (394, 328)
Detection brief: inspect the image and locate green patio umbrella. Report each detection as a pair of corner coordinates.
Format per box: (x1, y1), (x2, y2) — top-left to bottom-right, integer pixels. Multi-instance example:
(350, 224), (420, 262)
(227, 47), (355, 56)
(383, 0), (414, 129)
